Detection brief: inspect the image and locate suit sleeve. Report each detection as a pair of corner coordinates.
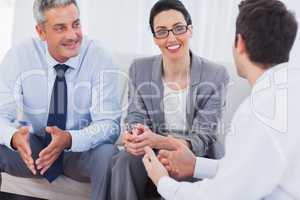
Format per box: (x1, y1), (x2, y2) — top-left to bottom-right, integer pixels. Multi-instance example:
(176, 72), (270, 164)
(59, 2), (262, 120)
(175, 67), (229, 158)
(125, 61), (151, 129)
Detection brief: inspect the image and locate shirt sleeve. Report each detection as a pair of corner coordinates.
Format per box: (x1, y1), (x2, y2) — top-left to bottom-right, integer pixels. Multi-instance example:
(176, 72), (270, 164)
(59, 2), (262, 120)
(68, 50), (121, 152)
(157, 114), (287, 200)
(193, 157), (219, 179)
(0, 48), (21, 149)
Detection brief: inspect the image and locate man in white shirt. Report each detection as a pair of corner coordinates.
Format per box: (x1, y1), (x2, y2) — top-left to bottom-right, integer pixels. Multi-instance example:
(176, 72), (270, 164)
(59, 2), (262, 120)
(142, 0), (300, 199)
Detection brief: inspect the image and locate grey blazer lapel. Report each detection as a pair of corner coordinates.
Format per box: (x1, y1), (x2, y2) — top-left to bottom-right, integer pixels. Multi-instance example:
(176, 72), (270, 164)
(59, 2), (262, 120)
(151, 55), (165, 130)
(187, 53), (203, 129)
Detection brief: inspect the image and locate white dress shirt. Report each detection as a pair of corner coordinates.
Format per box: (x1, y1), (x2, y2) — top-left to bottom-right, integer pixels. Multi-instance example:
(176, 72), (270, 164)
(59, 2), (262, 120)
(0, 37), (121, 152)
(157, 63), (300, 200)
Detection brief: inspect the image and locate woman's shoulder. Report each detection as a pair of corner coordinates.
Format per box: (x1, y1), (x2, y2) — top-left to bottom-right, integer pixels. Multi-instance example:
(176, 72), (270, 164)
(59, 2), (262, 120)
(129, 54), (162, 77)
(192, 54), (229, 83)
(131, 55), (161, 68)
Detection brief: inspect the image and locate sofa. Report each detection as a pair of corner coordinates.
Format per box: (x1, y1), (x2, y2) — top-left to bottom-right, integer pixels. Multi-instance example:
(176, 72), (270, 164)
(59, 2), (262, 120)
(0, 53), (251, 200)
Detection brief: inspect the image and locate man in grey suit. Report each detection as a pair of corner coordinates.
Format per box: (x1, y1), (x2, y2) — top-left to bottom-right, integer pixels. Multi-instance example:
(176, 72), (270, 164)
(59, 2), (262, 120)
(0, 1), (121, 199)
(110, 0), (229, 199)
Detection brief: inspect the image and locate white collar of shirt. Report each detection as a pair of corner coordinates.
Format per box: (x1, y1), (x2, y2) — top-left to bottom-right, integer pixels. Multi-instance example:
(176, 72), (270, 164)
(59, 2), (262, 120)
(254, 62), (288, 87)
(45, 43), (81, 70)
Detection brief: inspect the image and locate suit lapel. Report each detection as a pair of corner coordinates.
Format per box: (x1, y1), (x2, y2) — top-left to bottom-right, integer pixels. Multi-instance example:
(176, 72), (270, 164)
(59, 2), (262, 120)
(186, 52), (203, 129)
(149, 53), (203, 132)
(150, 55), (165, 131)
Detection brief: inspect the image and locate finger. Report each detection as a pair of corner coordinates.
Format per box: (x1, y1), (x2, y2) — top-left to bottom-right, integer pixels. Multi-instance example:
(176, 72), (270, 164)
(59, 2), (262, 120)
(135, 123), (149, 132)
(36, 148), (59, 166)
(23, 139), (32, 157)
(39, 154), (58, 174)
(134, 133), (147, 143)
(170, 167), (180, 178)
(38, 156), (54, 172)
(170, 170), (179, 178)
(19, 149), (36, 175)
(132, 128), (141, 137)
(129, 145), (145, 156)
(158, 149), (171, 158)
(132, 141), (148, 150)
(159, 158), (170, 166)
(28, 162), (37, 175)
(133, 151), (145, 156)
(126, 141), (143, 150)
(126, 147), (145, 156)
(144, 146), (156, 158)
(165, 165), (172, 172)
(45, 126), (55, 135)
(19, 143), (33, 165)
(124, 132), (135, 142)
(40, 165), (50, 176)
(39, 142), (56, 158)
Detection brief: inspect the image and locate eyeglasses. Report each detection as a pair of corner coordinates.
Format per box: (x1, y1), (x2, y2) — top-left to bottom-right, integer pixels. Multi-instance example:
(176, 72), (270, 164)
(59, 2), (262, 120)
(154, 25), (189, 39)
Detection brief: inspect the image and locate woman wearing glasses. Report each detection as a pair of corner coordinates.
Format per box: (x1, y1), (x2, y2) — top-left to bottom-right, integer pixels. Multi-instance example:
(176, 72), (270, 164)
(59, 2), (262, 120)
(111, 0), (229, 199)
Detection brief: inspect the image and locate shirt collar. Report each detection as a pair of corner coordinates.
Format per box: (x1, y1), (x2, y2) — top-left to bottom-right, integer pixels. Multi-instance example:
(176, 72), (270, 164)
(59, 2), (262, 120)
(45, 43), (80, 70)
(255, 62), (288, 85)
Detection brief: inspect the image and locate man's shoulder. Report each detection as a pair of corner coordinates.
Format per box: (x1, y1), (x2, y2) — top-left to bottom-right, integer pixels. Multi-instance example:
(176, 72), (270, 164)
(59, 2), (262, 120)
(7, 38), (45, 57)
(81, 38), (113, 62)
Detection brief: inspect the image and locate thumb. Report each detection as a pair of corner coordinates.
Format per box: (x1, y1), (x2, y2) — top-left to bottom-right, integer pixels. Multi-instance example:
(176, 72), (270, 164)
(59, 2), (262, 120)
(19, 126), (29, 135)
(45, 126), (57, 135)
(142, 154), (152, 172)
(144, 146), (156, 159)
(135, 123), (149, 132)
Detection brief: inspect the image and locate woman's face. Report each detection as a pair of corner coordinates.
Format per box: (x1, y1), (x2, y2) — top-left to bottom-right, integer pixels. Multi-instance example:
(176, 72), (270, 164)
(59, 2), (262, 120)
(153, 9), (192, 61)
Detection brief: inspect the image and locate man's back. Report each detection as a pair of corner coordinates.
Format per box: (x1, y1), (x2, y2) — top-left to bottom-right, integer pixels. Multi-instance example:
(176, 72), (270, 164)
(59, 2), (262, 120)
(223, 63), (300, 199)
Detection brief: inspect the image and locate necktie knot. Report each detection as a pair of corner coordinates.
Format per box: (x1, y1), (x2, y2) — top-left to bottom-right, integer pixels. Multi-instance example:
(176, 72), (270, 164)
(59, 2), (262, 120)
(54, 64), (69, 79)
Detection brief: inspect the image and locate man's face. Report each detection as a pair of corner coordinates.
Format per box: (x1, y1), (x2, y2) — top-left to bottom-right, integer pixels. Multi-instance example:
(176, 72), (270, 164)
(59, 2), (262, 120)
(36, 4), (82, 63)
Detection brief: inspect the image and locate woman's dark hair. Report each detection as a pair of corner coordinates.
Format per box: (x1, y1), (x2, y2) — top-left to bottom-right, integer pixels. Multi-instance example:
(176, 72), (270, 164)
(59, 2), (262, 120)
(149, 0), (192, 34)
(236, 0), (298, 66)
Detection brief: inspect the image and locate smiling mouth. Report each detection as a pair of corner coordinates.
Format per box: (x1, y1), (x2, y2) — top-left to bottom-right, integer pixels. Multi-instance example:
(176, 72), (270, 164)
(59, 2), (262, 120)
(166, 44), (181, 51)
(62, 40), (80, 49)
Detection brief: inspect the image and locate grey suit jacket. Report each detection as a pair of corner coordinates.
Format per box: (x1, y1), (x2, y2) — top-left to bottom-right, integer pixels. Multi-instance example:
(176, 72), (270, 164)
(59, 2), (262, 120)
(126, 52), (229, 159)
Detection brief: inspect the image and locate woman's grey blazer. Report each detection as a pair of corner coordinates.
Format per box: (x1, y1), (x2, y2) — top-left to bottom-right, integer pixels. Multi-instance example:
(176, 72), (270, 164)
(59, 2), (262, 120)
(126, 52), (229, 159)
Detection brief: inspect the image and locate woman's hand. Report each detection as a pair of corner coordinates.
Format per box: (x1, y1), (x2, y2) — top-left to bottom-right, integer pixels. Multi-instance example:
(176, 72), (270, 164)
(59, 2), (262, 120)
(123, 124), (161, 156)
(132, 124), (161, 149)
(143, 146), (169, 186)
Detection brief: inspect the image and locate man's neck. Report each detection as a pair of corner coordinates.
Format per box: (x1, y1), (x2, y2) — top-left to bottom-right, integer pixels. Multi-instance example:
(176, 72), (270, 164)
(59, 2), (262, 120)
(245, 62), (268, 86)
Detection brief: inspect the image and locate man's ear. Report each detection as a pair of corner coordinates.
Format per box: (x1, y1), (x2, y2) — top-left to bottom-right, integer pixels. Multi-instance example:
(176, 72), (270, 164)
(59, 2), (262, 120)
(35, 24), (46, 41)
(236, 34), (246, 54)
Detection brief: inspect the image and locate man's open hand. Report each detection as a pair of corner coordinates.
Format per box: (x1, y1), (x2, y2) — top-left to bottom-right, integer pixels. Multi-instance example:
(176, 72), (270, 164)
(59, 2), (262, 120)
(36, 126), (71, 175)
(11, 127), (36, 175)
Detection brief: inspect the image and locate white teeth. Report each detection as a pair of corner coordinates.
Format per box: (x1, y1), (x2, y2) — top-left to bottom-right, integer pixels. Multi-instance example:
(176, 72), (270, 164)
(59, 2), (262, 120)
(167, 45), (180, 50)
(63, 43), (76, 48)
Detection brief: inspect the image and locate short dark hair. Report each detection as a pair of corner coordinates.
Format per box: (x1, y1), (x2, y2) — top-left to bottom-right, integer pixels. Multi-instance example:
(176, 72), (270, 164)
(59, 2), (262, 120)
(236, 0), (298, 67)
(149, 0), (192, 34)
